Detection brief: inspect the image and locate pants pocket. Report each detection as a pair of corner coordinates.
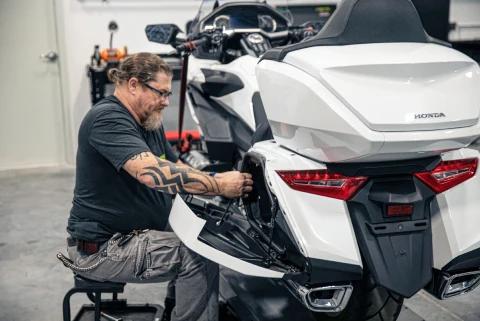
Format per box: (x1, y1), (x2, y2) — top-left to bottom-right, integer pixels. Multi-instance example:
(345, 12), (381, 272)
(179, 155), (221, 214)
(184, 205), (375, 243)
(134, 237), (149, 278)
(138, 232), (182, 281)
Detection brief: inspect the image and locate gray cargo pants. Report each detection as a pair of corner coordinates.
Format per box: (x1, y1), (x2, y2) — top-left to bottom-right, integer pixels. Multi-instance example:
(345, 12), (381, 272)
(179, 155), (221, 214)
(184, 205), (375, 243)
(67, 230), (219, 321)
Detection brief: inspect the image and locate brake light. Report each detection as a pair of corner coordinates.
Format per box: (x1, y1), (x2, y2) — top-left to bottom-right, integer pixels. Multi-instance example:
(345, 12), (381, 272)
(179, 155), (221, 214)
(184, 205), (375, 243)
(414, 158), (478, 193)
(276, 170), (368, 200)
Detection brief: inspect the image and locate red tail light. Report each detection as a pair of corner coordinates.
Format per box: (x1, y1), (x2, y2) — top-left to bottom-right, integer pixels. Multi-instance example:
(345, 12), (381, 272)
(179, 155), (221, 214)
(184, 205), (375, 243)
(276, 170), (368, 200)
(414, 158), (478, 194)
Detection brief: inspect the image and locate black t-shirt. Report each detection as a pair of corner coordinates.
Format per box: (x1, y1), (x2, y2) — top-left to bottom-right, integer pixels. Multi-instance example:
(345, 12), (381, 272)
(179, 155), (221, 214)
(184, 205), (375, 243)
(67, 96), (178, 242)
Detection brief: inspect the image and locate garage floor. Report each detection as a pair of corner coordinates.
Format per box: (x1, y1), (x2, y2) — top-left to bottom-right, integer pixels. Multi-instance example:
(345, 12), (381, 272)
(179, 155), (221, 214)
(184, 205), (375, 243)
(0, 168), (479, 321)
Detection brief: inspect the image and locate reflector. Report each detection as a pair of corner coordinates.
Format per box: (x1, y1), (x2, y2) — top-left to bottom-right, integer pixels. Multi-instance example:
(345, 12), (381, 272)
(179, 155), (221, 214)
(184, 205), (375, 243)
(387, 204), (413, 217)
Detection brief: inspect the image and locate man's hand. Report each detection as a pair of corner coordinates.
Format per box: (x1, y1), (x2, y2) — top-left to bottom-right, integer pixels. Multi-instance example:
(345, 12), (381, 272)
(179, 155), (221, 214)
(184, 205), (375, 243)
(215, 171), (253, 198)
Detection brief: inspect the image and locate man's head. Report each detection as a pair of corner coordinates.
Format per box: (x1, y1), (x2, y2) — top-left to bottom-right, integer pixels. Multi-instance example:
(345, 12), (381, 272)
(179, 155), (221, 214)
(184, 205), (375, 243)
(108, 52), (173, 131)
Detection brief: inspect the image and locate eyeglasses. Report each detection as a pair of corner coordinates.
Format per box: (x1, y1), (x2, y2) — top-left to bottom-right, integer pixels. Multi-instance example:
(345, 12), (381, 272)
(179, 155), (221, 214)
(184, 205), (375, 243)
(143, 83), (173, 99)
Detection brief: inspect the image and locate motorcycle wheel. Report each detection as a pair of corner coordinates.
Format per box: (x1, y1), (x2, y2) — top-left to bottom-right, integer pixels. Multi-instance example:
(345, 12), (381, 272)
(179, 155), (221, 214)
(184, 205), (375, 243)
(313, 273), (403, 321)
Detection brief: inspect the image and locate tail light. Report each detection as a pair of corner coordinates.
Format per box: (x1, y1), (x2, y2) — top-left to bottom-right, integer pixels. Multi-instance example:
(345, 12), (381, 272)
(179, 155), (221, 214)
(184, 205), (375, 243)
(414, 158), (478, 194)
(276, 170), (368, 200)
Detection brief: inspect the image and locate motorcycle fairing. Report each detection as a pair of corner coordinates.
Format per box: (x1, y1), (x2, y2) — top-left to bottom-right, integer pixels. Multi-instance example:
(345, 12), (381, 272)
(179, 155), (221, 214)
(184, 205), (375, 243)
(168, 143), (365, 279)
(250, 141), (364, 267)
(189, 55), (260, 130)
(240, 151), (362, 284)
(169, 194), (284, 278)
(168, 143), (365, 282)
(170, 146), (362, 284)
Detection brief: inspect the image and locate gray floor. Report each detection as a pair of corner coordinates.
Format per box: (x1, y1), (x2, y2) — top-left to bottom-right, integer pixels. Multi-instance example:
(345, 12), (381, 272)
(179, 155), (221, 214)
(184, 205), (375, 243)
(0, 168), (479, 321)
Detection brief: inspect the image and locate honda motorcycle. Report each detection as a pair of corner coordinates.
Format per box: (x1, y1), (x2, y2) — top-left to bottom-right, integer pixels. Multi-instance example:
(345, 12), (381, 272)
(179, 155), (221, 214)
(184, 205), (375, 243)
(146, 0), (480, 320)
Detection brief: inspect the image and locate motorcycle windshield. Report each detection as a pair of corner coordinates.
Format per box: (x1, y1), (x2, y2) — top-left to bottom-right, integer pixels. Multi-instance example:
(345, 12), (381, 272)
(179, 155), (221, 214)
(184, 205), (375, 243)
(190, 0), (295, 33)
(190, 0), (338, 34)
(195, 0), (268, 21)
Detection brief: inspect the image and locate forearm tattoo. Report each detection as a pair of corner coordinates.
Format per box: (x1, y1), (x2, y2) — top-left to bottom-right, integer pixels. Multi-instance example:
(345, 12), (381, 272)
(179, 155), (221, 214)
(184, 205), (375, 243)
(138, 156), (220, 195)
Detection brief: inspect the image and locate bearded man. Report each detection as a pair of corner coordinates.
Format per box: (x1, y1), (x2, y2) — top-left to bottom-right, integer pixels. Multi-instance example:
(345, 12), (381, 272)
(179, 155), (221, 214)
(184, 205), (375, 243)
(65, 52), (252, 321)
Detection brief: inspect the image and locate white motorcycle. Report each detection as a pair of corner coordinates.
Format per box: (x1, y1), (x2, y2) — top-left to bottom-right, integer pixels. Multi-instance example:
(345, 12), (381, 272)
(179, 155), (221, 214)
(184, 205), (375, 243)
(146, 0), (480, 320)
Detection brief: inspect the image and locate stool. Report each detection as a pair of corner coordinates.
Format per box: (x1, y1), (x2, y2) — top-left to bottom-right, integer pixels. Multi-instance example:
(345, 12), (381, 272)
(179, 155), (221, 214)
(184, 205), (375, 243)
(62, 274), (126, 321)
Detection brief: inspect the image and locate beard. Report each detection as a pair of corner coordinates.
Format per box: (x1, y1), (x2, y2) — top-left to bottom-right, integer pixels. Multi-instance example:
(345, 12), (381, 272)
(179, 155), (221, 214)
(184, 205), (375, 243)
(142, 109), (163, 131)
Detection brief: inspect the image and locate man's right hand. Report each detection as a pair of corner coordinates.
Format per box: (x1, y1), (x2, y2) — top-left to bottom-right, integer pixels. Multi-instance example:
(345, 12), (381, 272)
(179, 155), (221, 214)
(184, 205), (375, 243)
(215, 171), (253, 198)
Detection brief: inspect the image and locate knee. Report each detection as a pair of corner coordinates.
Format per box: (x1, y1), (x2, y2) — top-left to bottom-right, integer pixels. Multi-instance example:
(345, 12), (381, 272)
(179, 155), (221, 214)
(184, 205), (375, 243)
(179, 243), (218, 276)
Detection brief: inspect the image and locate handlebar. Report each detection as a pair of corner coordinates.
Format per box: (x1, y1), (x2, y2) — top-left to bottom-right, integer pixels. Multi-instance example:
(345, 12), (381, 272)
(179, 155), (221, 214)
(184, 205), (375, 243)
(175, 25), (318, 55)
(176, 37), (209, 53)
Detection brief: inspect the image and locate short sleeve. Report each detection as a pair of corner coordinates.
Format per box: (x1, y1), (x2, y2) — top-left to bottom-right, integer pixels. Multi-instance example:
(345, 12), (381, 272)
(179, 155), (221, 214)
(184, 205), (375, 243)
(89, 111), (150, 171)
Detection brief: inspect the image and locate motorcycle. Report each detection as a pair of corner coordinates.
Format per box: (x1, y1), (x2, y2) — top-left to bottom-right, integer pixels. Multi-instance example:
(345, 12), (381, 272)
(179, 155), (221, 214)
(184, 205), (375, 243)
(146, 0), (480, 320)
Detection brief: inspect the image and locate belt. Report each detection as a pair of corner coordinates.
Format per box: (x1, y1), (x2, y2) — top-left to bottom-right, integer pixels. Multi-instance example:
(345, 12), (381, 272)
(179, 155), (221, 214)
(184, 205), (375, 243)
(68, 237), (103, 255)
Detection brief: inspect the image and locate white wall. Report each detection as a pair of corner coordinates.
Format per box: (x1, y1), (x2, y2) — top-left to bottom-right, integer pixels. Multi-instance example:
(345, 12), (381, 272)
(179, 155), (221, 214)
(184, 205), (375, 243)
(55, 0), (201, 160)
(449, 0), (480, 41)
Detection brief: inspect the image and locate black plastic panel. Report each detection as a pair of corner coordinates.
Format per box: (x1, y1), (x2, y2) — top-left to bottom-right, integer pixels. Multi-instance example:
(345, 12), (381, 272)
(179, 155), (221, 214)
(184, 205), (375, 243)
(443, 247), (480, 273)
(307, 258), (362, 284)
(347, 175), (436, 297)
(327, 156), (440, 177)
(251, 92), (274, 144)
(200, 69), (244, 97)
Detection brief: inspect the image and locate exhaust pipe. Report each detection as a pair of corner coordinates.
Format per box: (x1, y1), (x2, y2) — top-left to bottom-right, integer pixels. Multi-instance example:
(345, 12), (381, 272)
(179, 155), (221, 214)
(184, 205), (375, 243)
(286, 281), (353, 313)
(440, 271), (480, 299)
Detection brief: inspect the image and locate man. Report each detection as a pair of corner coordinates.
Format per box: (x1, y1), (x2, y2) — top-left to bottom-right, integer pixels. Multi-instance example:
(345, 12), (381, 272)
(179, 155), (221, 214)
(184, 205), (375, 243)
(66, 52), (253, 321)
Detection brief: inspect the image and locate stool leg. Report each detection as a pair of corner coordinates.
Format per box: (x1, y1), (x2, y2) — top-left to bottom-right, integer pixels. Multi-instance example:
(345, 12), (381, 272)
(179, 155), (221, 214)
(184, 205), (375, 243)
(94, 291), (101, 321)
(63, 288), (84, 321)
(62, 288), (76, 321)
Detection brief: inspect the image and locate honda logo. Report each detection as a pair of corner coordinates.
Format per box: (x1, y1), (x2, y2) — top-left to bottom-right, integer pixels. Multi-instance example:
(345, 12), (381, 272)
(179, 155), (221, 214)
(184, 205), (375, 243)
(414, 113), (446, 119)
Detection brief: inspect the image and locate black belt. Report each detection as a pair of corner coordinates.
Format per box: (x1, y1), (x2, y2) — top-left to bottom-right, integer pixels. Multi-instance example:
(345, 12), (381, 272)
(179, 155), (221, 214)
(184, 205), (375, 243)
(68, 237), (103, 255)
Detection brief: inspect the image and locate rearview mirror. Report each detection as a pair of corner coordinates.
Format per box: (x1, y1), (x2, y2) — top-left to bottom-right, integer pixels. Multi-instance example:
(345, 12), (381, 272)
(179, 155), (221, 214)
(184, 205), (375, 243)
(145, 24), (182, 44)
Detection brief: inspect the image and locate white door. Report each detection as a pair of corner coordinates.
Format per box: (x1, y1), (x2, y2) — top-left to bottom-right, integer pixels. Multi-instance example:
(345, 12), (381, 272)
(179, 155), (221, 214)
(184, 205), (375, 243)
(0, 0), (68, 170)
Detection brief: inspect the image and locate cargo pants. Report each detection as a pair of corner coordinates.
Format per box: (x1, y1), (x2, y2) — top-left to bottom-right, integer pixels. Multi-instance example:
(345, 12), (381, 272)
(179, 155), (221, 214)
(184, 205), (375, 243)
(67, 230), (219, 321)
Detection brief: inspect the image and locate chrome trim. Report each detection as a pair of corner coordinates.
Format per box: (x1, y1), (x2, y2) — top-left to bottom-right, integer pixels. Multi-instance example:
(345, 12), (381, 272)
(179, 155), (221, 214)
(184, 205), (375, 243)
(286, 281), (353, 312)
(441, 270), (480, 299)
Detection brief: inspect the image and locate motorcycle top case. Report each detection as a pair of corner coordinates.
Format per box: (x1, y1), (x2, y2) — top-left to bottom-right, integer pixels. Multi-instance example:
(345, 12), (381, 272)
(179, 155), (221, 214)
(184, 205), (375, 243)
(256, 43), (480, 163)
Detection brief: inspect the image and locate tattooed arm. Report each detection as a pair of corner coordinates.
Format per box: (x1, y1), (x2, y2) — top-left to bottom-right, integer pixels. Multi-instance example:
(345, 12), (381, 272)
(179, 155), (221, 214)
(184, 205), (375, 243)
(123, 151), (252, 198)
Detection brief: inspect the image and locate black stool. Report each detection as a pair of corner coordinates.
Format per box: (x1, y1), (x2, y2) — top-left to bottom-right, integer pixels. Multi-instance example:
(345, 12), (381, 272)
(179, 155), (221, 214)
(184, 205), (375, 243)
(62, 274), (126, 321)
